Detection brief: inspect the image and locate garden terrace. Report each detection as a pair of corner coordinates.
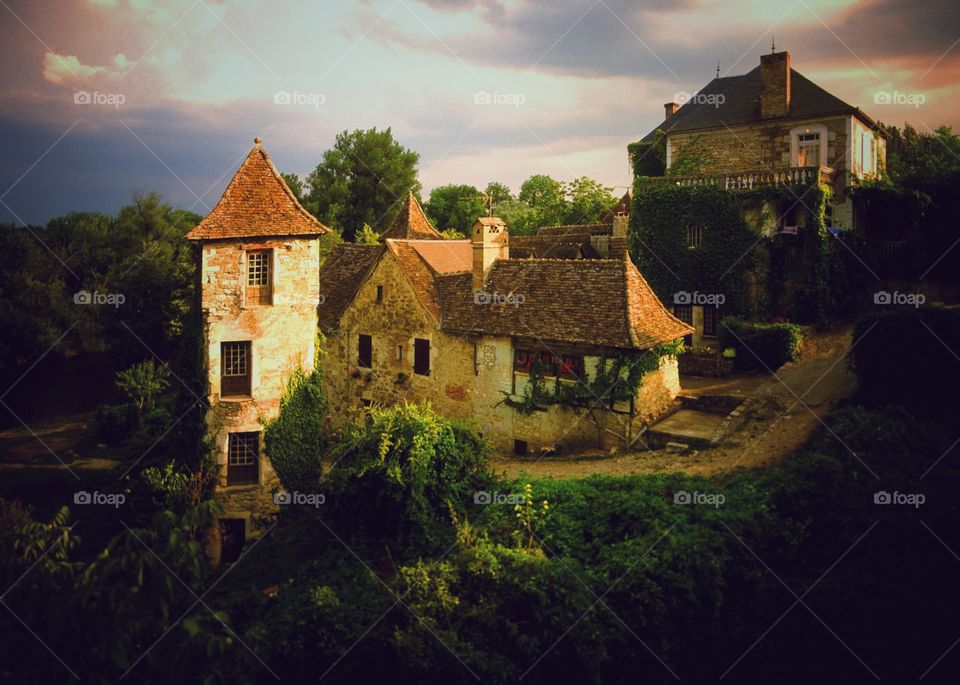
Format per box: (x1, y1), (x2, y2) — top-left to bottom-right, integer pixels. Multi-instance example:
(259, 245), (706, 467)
(637, 165), (834, 191)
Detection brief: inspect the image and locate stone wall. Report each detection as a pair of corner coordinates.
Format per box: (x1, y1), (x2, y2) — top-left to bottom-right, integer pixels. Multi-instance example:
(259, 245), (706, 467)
(200, 236), (321, 530)
(321, 251), (683, 455)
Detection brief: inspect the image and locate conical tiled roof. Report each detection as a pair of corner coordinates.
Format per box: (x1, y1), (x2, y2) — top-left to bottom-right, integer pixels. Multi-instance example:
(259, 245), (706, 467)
(186, 137), (329, 240)
(379, 192), (443, 241)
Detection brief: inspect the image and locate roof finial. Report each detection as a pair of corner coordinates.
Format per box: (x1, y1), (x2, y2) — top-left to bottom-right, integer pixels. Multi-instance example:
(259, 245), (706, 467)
(254, 136), (262, 145)
(771, 35), (776, 54)
(716, 58), (720, 78)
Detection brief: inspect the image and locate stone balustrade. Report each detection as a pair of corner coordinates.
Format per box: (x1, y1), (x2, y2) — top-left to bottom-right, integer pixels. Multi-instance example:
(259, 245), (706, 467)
(639, 165), (835, 190)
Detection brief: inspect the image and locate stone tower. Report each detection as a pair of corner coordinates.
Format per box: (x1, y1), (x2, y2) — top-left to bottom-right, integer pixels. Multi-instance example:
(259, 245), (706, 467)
(185, 137), (329, 562)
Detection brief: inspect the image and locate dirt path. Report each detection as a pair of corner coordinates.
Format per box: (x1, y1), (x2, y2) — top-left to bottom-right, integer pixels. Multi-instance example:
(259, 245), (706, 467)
(491, 327), (857, 481)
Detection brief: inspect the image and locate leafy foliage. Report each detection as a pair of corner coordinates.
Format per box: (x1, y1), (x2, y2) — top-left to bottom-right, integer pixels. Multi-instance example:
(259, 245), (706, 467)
(323, 402), (493, 553)
(262, 367), (331, 493)
(115, 359), (171, 411)
(719, 316), (803, 371)
(304, 127), (420, 241)
(425, 184), (487, 234)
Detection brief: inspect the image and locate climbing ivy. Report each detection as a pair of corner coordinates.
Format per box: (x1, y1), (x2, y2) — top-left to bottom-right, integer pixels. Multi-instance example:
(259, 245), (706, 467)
(503, 341), (685, 415)
(629, 177), (848, 323)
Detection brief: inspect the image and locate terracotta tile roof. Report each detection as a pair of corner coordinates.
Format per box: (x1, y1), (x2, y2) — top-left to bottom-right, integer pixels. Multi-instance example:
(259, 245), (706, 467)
(407, 240), (472, 273)
(186, 138), (330, 240)
(385, 240), (442, 323)
(536, 223), (612, 238)
(379, 192), (443, 241)
(510, 236), (588, 260)
(317, 243), (383, 332)
(436, 255), (692, 350)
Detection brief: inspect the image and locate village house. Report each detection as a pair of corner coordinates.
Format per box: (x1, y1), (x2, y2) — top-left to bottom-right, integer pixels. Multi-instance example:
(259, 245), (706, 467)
(635, 48), (887, 344)
(187, 138), (691, 557)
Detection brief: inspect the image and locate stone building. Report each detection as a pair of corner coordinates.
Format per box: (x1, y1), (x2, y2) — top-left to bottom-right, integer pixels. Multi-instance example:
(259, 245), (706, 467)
(189, 140), (690, 558)
(317, 192), (692, 456)
(636, 48), (886, 343)
(185, 137), (330, 561)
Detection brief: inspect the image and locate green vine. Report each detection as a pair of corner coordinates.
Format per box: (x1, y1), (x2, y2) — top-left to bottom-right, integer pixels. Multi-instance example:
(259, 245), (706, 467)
(503, 340), (685, 415)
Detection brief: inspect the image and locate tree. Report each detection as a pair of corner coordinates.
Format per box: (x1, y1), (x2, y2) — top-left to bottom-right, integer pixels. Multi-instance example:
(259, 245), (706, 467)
(484, 181), (514, 208)
(565, 177), (615, 225)
(116, 359), (171, 411)
(425, 184), (486, 234)
(354, 223), (380, 244)
(304, 127), (420, 241)
(282, 172), (304, 201)
(518, 174), (567, 228)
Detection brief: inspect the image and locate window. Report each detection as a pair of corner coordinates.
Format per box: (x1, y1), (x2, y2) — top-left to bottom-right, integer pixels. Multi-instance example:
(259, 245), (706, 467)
(414, 338), (430, 376)
(514, 349), (583, 379)
(376, 285), (383, 303)
(221, 342), (251, 397)
(796, 132), (821, 167)
(358, 334), (372, 369)
(396, 345), (404, 362)
(673, 306), (694, 345)
(227, 432), (260, 485)
(702, 306), (720, 337)
(687, 223), (703, 248)
(514, 439), (528, 456)
(245, 250), (272, 305)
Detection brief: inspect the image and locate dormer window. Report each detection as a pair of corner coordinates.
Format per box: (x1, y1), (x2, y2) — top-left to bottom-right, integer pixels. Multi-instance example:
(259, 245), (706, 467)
(246, 250), (273, 305)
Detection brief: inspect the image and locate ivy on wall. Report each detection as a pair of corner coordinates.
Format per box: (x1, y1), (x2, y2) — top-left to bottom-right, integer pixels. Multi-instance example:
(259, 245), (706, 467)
(503, 341), (685, 416)
(629, 178), (849, 323)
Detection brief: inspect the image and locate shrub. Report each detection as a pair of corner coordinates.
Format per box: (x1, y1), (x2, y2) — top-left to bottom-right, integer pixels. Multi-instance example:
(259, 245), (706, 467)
(324, 402), (493, 553)
(263, 367), (331, 493)
(849, 307), (960, 416)
(115, 359), (171, 411)
(719, 316), (803, 370)
(95, 402), (138, 444)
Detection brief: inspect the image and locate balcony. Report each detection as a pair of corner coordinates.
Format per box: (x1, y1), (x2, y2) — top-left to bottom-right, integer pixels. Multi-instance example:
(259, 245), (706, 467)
(638, 165), (835, 191)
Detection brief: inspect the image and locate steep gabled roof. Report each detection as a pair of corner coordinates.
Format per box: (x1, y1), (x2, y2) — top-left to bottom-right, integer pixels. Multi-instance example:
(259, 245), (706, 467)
(379, 192), (443, 241)
(408, 240), (472, 273)
(436, 252), (692, 350)
(641, 66), (874, 143)
(385, 241), (443, 324)
(186, 137), (329, 240)
(317, 243), (384, 332)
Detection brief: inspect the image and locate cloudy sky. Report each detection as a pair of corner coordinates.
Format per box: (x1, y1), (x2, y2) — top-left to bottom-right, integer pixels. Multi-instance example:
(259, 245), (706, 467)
(0, 0), (957, 226)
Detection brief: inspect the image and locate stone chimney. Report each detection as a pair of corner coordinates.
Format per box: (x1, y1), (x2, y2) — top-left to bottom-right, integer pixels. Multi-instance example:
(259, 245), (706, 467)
(664, 102), (680, 120)
(760, 51), (791, 118)
(471, 217), (509, 290)
(612, 213), (628, 237)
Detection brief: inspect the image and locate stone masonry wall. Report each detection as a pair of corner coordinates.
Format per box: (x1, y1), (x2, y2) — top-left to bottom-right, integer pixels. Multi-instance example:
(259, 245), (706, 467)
(321, 251), (682, 455)
(201, 236), (320, 525)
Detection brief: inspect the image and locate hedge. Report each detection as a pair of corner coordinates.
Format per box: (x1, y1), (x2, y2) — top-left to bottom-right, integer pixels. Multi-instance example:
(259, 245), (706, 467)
(849, 307), (960, 416)
(719, 316), (803, 371)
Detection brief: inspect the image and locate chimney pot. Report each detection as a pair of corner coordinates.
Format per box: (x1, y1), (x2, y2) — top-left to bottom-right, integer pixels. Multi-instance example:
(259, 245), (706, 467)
(471, 217), (509, 291)
(664, 102), (680, 120)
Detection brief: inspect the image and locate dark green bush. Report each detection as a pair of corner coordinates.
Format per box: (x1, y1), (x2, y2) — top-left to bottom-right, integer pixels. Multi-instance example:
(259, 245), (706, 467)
(849, 307), (960, 416)
(263, 367), (331, 493)
(94, 402), (138, 444)
(719, 316), (803, 370)
(323, 402), (494, 553)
